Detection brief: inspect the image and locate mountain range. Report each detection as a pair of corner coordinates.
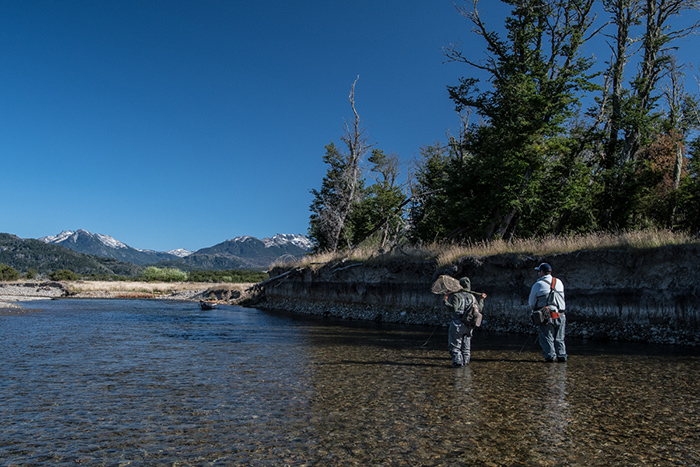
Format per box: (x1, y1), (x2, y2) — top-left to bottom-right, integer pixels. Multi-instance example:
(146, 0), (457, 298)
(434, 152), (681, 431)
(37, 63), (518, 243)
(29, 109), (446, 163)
(0, 233), (142, 276)
(38, 230), (314, 270)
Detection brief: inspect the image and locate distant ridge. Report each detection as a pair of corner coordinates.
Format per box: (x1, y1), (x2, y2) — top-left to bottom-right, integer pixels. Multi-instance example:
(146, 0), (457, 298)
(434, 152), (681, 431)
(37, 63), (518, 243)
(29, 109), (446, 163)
(39, 230), (182, 266)
(185, 234), (314, 269)
(0, 233), (142, 276)
(38, 229), (313, 270)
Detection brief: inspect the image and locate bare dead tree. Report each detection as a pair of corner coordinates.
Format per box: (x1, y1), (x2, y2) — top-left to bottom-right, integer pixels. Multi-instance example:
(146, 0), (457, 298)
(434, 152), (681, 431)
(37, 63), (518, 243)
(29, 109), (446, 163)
(328, 76), (373, 252)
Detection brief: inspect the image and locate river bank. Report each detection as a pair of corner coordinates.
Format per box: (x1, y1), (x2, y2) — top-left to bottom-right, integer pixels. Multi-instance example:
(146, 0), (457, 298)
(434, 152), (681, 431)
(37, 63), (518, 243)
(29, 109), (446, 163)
(259, 244), (700, 346)
(0, 281), (254, 312)
(5, 242), (700, 347)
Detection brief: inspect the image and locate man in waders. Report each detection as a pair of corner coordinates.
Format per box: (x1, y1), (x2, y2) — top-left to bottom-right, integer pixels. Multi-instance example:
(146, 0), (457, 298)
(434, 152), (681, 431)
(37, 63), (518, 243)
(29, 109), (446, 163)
(529, 263), (567, 362)
(444, 277), (486, 367)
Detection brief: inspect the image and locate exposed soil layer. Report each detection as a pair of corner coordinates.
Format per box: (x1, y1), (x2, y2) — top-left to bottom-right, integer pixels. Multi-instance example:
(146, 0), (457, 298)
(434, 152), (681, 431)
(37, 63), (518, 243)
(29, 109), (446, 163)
(260, 244), (700, 345)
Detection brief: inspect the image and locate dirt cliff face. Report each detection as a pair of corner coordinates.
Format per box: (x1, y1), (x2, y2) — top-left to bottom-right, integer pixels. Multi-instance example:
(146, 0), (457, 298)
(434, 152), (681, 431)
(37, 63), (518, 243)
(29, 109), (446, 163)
(261, 244), (700, 346)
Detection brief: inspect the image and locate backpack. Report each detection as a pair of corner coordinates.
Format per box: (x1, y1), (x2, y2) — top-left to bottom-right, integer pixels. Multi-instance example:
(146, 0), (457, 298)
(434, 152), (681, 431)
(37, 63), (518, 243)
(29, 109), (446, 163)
(461, 293), (483, 327)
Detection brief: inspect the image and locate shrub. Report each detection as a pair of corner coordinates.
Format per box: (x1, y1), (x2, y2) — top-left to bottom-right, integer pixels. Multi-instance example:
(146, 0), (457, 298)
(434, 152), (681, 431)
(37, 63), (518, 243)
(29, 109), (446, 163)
(187, 269), (268, 283)
(49, 269), (79, 281)
(0, 264), (20, 281)
(142, 266), (188, 282)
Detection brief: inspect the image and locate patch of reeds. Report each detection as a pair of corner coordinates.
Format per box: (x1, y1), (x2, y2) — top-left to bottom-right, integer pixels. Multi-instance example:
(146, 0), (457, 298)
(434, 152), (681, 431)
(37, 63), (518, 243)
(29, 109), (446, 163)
(276, 229), (698, 270)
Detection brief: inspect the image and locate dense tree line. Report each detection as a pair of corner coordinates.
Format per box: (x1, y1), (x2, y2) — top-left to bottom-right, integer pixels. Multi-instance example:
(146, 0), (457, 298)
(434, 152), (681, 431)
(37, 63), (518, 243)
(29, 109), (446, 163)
(309, 0), (700, 251)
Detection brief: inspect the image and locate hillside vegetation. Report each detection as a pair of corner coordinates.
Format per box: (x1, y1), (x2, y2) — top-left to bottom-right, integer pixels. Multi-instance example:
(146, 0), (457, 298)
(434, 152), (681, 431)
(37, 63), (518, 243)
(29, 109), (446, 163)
(307, 2), (700, 260)
(0, 233), (141, 276)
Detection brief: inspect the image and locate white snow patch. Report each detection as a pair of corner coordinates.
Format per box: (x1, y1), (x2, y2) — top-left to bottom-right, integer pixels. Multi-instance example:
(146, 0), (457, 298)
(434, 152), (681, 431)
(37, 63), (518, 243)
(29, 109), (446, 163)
(167, 248), (193, 258)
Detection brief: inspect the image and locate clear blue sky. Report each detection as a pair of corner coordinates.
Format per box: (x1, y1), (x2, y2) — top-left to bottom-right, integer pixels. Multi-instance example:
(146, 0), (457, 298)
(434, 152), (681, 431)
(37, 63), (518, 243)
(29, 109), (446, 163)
(1, 0), (472, 251)
(2, 1), (697, 252)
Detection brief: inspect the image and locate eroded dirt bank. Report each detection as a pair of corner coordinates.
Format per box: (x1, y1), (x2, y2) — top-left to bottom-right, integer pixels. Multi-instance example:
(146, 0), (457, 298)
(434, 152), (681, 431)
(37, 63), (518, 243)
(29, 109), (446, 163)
(259, 244), (700, 345)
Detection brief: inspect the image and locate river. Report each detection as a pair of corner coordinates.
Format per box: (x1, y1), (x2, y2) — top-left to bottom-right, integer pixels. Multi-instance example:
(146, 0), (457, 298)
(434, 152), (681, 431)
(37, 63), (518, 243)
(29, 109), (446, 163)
(1, 299), (698, 466)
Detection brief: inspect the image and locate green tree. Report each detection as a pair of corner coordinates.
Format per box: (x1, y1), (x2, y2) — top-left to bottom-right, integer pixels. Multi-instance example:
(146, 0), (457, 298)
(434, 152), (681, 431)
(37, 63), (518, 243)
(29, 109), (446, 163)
(409, 143), (459, 242)
(142, 266), (187, 282)
(675, 135), (700, 233)
(0, 264), (20, 281)
(443, 0), (599, 240)
(348, 149), (407, 248)
(49, 269), (79, 281)
(594, 0), (700, 229)
(309, 78), (372, 252)
(309, 142), (367, 251)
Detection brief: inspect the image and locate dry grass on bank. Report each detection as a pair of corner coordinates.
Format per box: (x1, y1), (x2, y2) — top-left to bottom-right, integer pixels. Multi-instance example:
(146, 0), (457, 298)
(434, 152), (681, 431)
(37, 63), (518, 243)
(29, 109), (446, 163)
(276, 229), (698, 270)
(65, 281), (253, 296)
(432, 229), (697, 266)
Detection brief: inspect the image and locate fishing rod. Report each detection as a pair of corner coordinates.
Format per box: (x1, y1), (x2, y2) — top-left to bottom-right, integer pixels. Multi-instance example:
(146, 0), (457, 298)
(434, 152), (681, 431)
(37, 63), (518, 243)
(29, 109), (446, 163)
(518, 333), (534, 354)
(419, 324), (440, 347)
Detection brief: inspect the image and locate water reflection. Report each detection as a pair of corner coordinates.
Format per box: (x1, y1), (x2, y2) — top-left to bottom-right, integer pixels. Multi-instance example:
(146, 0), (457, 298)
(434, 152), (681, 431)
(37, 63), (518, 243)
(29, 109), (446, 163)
(0, 299), (698, 466)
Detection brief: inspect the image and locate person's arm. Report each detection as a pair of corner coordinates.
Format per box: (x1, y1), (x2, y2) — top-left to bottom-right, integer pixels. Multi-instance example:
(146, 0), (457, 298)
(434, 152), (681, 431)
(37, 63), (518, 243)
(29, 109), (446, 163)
(528, 283), (541, 310)
(444, 293), (457, 311)
(475, 293), (485, 312)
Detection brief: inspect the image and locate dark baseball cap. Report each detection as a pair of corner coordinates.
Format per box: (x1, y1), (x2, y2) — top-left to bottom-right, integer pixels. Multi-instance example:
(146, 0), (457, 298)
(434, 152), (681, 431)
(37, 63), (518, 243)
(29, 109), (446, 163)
(535, 263), (552, 273)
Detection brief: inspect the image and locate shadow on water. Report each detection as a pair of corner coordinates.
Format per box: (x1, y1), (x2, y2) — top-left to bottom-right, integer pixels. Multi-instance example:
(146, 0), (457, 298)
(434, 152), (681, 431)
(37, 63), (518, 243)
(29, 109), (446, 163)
(1, 299), (698, 466)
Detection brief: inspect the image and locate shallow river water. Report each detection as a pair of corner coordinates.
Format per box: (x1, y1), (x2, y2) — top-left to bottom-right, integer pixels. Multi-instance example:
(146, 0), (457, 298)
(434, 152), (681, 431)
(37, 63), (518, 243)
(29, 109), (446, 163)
(1, 299), (698, 466)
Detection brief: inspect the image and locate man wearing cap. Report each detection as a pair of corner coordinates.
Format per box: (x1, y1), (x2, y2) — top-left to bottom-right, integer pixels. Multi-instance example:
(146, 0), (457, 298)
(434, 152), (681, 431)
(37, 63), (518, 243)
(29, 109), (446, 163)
(529, 263), (567, 362)
(444, 277), (486, 367)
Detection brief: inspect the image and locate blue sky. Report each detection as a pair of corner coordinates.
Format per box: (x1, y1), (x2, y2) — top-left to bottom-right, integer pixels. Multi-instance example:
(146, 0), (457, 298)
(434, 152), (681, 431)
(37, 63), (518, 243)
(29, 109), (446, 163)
(1, 0), (474, 251)
(1, 2), (698, 252)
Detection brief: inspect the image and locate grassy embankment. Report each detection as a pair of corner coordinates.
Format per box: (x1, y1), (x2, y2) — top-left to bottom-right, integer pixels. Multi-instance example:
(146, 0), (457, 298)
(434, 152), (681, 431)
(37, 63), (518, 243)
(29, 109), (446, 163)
(273, 229), (699, 271)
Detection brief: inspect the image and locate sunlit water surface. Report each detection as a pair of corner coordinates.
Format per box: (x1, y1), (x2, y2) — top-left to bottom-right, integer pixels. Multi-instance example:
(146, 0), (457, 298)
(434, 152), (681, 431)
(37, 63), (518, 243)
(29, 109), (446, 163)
(1, 299), (698, 466)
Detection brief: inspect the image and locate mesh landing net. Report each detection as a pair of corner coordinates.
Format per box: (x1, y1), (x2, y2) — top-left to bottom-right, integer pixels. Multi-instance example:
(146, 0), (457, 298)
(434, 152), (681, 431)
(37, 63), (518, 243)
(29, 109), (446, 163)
(430, 275), (462, 295)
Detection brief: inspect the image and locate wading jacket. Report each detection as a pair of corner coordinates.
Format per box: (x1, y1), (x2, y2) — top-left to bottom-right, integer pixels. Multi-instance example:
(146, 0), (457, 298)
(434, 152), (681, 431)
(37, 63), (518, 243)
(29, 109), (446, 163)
(528, 274), (566, 312)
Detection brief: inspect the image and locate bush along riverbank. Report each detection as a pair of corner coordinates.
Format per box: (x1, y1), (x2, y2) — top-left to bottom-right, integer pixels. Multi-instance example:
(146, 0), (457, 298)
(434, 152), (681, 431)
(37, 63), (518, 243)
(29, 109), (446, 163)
(257, 244), (700, 346)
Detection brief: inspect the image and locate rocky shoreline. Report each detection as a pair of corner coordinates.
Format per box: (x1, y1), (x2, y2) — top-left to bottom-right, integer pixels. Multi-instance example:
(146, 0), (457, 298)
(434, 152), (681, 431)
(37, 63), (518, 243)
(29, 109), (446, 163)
(0, 281), (247, 313)
(0, 282), (69, 307)
(257, 297), (700, 346)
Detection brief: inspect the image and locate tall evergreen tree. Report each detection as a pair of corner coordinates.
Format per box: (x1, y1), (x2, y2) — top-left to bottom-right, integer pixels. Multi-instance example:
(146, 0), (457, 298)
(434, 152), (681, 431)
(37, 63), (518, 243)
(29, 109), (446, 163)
(349, 149), (407, 249)
(441, 0), (599, 240)
(408, 143), (455, 242)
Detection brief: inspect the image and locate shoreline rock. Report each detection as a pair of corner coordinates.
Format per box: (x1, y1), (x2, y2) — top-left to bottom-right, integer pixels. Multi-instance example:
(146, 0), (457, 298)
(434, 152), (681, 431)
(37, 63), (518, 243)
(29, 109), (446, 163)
(0, 281), (69, 301)
(0, 281), (253, 311)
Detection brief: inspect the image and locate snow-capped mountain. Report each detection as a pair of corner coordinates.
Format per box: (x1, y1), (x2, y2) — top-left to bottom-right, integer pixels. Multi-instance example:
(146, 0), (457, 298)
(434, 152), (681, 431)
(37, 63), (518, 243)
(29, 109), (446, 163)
(38, 230), (313, 270)
(167, 248), (193, 258)
(39, 230), (181, 266)
(41, 230), (129, 250)
(261, 233), (314, 250)
(190, 234), (313, 269)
